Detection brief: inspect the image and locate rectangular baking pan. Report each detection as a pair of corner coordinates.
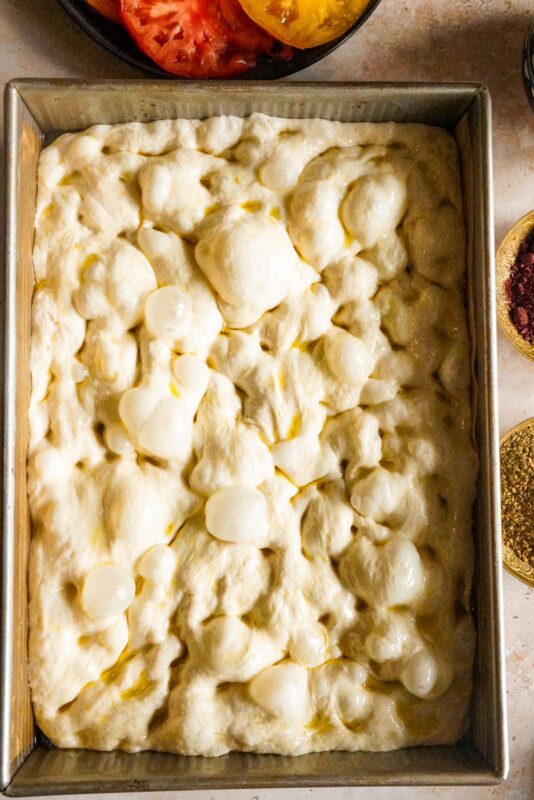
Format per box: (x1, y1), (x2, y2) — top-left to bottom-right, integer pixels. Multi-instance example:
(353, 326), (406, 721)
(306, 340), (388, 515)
(1, 80), (507, 794)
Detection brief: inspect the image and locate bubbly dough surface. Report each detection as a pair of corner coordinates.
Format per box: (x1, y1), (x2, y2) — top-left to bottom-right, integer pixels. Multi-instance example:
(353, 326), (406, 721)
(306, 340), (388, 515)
(28, 114), (477, 756)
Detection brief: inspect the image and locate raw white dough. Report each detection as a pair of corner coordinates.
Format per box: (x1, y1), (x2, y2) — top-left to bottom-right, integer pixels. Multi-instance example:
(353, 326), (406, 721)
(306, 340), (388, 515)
(28, 114), (477, 758)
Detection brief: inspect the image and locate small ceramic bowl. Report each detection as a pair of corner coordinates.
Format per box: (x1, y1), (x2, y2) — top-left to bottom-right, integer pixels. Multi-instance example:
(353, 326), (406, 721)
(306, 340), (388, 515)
(500, 417), (534, 588)
(523, 20), (534, 111)
(496, 209), (534, 360)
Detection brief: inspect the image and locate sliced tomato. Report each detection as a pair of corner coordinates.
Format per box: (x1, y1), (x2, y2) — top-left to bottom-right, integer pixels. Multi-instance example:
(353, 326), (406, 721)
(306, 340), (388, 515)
(218, 0), (274, 53)
(119, 0), (277, 77)
(84, 0), (121, 23)
(236, 0), (371, 49)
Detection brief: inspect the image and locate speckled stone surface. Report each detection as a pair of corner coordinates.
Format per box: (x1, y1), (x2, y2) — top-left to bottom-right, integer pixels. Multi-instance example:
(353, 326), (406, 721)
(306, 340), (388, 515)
(1, 1), (533, 798)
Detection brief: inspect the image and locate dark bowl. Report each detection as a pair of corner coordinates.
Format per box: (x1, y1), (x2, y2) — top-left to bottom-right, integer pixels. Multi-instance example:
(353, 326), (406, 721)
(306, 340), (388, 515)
(523, 20), (534, 110)
(56, 0), (383, 79)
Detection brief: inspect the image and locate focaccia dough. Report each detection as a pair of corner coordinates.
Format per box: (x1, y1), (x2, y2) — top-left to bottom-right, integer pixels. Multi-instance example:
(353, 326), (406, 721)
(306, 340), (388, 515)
(28, 114), (477, 756)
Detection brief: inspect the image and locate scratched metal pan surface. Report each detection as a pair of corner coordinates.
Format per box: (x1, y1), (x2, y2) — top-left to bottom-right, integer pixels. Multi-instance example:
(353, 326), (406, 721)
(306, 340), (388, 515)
(1, 80), (507, 795)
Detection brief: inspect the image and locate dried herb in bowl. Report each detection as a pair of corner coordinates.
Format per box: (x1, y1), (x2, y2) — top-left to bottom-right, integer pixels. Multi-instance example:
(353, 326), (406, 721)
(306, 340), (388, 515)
(505, 226), (534, 343)
(501, 423), (534, 569)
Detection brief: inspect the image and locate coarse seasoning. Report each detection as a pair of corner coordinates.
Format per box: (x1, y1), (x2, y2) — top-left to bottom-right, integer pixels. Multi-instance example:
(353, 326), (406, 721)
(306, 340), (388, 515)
(505, 226), (534, 343)
(501, 424), (534, 567)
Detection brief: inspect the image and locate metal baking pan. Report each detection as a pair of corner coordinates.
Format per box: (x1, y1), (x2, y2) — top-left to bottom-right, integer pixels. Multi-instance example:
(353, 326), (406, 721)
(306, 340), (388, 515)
(1, 80), (507, 794)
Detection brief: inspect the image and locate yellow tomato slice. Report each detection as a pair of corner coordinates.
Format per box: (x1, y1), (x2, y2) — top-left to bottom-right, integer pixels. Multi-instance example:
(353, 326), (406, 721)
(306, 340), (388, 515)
(237, 0), (371, 49)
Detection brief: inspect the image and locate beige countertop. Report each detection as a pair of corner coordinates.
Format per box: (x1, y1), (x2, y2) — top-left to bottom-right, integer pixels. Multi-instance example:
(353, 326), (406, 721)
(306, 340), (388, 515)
(1, 0), (533, 798)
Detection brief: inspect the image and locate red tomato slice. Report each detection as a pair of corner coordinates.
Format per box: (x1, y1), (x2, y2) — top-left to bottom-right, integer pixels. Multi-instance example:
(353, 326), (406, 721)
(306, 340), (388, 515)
(119, 0), (276, 77)
(218, 0), (274, 53)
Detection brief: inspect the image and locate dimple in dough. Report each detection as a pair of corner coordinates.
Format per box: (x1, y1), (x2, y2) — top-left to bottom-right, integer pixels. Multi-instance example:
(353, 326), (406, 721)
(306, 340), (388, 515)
(28, 114), (477, 757)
